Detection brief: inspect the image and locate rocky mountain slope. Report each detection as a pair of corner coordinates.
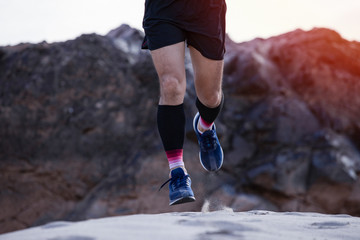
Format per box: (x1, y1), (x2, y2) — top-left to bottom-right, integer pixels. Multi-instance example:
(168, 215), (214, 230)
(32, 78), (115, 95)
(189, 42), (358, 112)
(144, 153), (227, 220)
(1, 25), (360, 234)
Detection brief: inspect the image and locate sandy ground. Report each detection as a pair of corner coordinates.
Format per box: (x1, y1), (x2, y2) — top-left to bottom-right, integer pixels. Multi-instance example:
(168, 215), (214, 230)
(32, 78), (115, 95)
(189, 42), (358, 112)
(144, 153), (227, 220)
(1, 209), (359, 240)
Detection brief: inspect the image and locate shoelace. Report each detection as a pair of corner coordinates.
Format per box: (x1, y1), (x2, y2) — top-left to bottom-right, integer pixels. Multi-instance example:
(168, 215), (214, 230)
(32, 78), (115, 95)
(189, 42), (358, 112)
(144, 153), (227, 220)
(159, 178), (172, 191)
(158, 175), (189, 191)
(200, 130), (217, 151)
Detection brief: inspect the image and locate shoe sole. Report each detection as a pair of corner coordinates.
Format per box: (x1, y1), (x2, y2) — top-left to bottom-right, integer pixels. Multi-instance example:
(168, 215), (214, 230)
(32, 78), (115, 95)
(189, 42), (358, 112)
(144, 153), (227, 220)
(169, 196), (196, 206)
(193, 112), (224, 172)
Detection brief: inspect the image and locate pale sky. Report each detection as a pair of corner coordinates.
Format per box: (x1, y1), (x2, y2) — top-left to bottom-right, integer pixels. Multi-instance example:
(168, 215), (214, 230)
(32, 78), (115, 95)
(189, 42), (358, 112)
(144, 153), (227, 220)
(0, 0), (359, 46)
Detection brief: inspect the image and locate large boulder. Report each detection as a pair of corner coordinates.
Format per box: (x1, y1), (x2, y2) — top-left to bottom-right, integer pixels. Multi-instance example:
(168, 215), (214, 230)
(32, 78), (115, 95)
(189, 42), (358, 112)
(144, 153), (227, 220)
(221, 28), (360, 215)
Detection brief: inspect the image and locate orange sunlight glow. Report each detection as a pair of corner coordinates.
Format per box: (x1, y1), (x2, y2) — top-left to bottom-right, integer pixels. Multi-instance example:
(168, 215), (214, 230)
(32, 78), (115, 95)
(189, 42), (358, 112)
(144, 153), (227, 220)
(226, 0), (360, 42)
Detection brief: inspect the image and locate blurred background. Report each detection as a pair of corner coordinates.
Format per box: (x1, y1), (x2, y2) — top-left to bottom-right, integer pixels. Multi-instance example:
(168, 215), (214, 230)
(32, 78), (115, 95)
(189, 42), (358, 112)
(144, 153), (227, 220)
(1, 0), (360, 235)
(1, 0), (360, 45)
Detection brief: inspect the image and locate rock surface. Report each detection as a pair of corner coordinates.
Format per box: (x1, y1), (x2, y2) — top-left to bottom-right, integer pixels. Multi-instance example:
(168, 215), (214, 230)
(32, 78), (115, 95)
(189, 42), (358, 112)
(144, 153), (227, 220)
(1, 24), (360, 234)
(1, 210), (360, 240)
(221, 28), (360, 216)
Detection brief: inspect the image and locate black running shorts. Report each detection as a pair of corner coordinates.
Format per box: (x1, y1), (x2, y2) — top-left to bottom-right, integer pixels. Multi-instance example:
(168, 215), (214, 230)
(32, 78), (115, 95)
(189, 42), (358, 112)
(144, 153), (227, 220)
(142, 0), (227, 60)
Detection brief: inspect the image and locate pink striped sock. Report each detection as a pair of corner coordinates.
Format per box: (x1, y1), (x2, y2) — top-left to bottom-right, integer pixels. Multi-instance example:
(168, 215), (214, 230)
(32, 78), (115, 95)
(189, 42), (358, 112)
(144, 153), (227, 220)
(166, 149), (184, 170)
(198, 116), (214, 133)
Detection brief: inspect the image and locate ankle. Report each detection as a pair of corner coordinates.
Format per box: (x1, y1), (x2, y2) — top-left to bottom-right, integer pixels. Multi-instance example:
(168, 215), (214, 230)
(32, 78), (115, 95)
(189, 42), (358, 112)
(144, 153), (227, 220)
(197, 121), (206, 134)
(197, 117), (213, 134)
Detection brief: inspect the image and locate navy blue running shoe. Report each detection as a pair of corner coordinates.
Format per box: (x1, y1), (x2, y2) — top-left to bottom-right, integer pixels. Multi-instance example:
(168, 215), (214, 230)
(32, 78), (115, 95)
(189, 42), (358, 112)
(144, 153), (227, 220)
(193, 112), (224, 172)
(159, 168), (195, 206)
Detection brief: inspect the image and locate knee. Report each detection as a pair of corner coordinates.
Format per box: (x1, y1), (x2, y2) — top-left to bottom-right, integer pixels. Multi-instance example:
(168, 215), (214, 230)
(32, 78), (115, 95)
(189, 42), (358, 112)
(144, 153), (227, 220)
(200, 90), (223, 108)
(159, 74), (185, 99)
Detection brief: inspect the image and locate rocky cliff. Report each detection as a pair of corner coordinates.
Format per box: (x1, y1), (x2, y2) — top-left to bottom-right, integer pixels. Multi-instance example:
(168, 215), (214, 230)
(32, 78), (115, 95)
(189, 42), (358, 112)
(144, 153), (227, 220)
(1, 25), (359, 234)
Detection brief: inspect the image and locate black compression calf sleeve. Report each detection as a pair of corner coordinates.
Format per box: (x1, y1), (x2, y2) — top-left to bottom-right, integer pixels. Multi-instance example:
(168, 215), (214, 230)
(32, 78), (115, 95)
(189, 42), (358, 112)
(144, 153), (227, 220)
(196, 94), (224, 123)
(157, 104), (185, 151)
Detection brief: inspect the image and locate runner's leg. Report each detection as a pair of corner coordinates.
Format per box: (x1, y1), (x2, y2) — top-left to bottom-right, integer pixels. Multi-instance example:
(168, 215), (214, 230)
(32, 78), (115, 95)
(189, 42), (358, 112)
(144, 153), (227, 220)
(189, 46), (224, 172)
(151, 42), (187, 173)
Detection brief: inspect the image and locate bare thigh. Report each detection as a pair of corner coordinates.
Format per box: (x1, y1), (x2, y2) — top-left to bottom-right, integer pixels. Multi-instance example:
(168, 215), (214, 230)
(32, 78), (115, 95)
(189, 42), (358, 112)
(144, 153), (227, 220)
(150, 42), (187, 105)
(189, 46), (224, 108)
